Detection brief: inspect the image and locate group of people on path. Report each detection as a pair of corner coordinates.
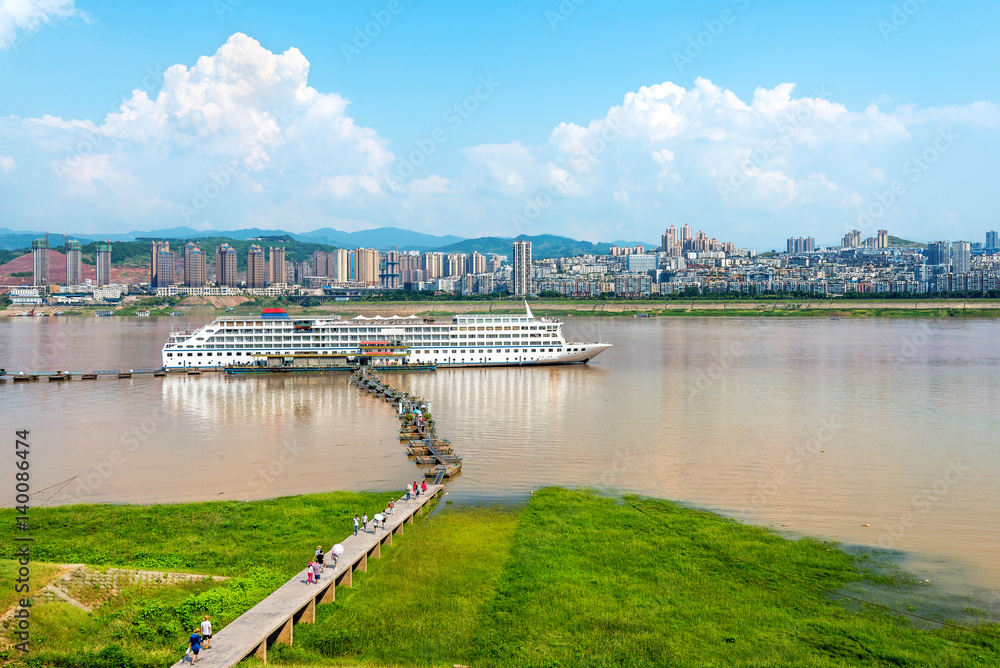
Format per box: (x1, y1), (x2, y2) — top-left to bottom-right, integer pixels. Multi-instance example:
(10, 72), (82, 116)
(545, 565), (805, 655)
(404, 480), (428, 501)
(306, 543), (339, 585)
(184, 484), (441, 662)
(185, 616), (212, 663)
(305, 487), (429, 590)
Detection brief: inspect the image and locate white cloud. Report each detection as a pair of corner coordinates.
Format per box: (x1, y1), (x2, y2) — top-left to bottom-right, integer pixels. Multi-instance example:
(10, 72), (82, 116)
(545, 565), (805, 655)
(456, 78), (997, 243)
(0, 38), (996, 247)
(0, 33), (399, 230)
(408, 175), (451, 196)
(0, 0), (88, 50)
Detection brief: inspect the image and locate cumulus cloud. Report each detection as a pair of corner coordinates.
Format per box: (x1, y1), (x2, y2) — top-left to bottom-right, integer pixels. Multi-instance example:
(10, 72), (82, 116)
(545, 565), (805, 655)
(0, 33), (398, 230)
(0, 38), (996, 246)
(457, 77), (997, 242)
(0, 0), (88, 50)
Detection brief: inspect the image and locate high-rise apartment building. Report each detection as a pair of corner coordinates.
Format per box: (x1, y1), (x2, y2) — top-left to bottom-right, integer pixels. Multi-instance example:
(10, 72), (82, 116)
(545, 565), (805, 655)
(445, 253), (464, 277)
(422, 252), (444, 279)
(311, 250), (330, 278)
(680, 224), (693, 244)
(466, 251), (487, 275)
(216, 243), (238, 286)
(951, 241), (971, 275)
(95, 242), (112, 287)
(353, 248), (381, 285)
(31, 238), (48, 286)
(786, 237), (815, 254)
(293, 261), (310, 284)
(246, 245), (266, 288)
(842, 229), (862, 248)
(927, 241), (951, 268)
(987, 231), (999, 251)
(331, 248), (350, 282)
(878, 229), (889, 249)
(183, 243), (206, 287)
(65, 239), (82, 285)
(512, 240), (532, 297)
(268, 247), (286, 285)
(150, 241), (170, 286)
(153, 251), (176, 288)
(661, 226), (679, 252)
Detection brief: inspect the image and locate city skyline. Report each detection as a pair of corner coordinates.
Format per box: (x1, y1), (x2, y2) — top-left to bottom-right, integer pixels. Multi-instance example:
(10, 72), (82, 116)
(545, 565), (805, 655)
(0, 3), (998, 246)
(3, 221), (1000, 255)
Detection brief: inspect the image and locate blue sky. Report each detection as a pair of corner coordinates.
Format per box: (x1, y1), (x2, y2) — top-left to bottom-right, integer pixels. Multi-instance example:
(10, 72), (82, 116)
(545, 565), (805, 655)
(0, 0), (998, 248)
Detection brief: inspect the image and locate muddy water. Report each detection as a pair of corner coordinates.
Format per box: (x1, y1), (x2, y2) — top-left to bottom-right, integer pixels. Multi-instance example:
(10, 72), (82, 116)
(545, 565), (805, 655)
(2, 315), (999, 598)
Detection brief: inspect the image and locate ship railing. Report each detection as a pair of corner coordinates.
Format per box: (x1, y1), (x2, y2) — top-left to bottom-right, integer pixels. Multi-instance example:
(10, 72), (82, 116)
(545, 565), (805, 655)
(212, 315), (342, 322)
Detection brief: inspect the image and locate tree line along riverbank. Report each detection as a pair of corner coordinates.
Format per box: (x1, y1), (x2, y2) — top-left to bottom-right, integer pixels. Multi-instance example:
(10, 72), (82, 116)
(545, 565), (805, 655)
(2, 487), (998, 667)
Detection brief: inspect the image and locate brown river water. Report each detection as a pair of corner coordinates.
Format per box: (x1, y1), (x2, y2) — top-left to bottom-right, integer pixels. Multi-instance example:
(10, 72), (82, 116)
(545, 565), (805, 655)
(1, 315), (999, 604)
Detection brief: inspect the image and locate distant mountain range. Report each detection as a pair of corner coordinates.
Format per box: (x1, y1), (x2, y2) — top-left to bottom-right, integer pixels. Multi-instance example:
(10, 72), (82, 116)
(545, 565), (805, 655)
(0, 226), (657, 259)
(0, 226), (464, 251)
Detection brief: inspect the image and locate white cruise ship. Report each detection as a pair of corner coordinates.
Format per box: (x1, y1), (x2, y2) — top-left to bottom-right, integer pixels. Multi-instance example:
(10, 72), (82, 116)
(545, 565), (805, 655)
(161, 303), (611, 369)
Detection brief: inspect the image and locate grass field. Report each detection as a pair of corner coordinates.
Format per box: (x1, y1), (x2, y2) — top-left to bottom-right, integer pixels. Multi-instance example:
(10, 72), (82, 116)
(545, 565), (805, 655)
(2, 489), (998, 667)
(0, 561), (63, 616)
(0, 490), (415, 667)
(264, 489), (1000, 668)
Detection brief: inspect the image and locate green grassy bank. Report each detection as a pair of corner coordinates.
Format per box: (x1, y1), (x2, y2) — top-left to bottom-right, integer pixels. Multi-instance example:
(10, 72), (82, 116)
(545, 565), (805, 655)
(3, 489), (999, 667)
(0, 490), (413, 667)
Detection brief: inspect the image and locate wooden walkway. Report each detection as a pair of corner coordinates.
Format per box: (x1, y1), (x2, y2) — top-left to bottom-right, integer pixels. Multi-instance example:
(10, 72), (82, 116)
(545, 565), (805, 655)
(169, 485), (443, 667)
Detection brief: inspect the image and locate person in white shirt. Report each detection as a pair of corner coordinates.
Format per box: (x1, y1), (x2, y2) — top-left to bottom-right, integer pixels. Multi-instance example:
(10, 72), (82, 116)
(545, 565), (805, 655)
(200, 616), (213, 649)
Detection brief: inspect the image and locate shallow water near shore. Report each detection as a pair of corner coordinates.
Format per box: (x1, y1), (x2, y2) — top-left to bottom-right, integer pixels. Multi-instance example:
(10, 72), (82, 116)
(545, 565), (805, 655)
(2, 315), (999, 606)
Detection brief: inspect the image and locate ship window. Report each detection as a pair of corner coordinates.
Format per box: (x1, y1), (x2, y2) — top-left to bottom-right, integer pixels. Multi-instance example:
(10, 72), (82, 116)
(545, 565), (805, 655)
(197, 353), (203, 356)
(187, 353), (193, 357)
(167, 353), (173, 357)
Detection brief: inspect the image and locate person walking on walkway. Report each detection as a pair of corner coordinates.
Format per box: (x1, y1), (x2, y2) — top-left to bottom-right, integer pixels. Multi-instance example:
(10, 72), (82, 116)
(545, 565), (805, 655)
(315, 545), (325, 571)
(353, 515), (359, 536)
(389, 498), (395, 515)
(405, 486), (410, 501)
(306, 561), (315, 585)
(200, 616), (213, 650)
(362, 513), (369, 533)
(312, 559), (322, 584)
(188, 628), (203, 663)
(421, 480), (427, 494)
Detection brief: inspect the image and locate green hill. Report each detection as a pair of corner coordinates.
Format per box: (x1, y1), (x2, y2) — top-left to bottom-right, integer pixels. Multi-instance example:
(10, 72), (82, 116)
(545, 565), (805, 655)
(432, 234), (654, 258)
(888, 235), (926, 248)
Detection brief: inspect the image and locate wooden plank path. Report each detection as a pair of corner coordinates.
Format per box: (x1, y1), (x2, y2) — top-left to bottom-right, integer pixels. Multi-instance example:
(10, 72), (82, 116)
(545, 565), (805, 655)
(169, 484), (444, 667)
